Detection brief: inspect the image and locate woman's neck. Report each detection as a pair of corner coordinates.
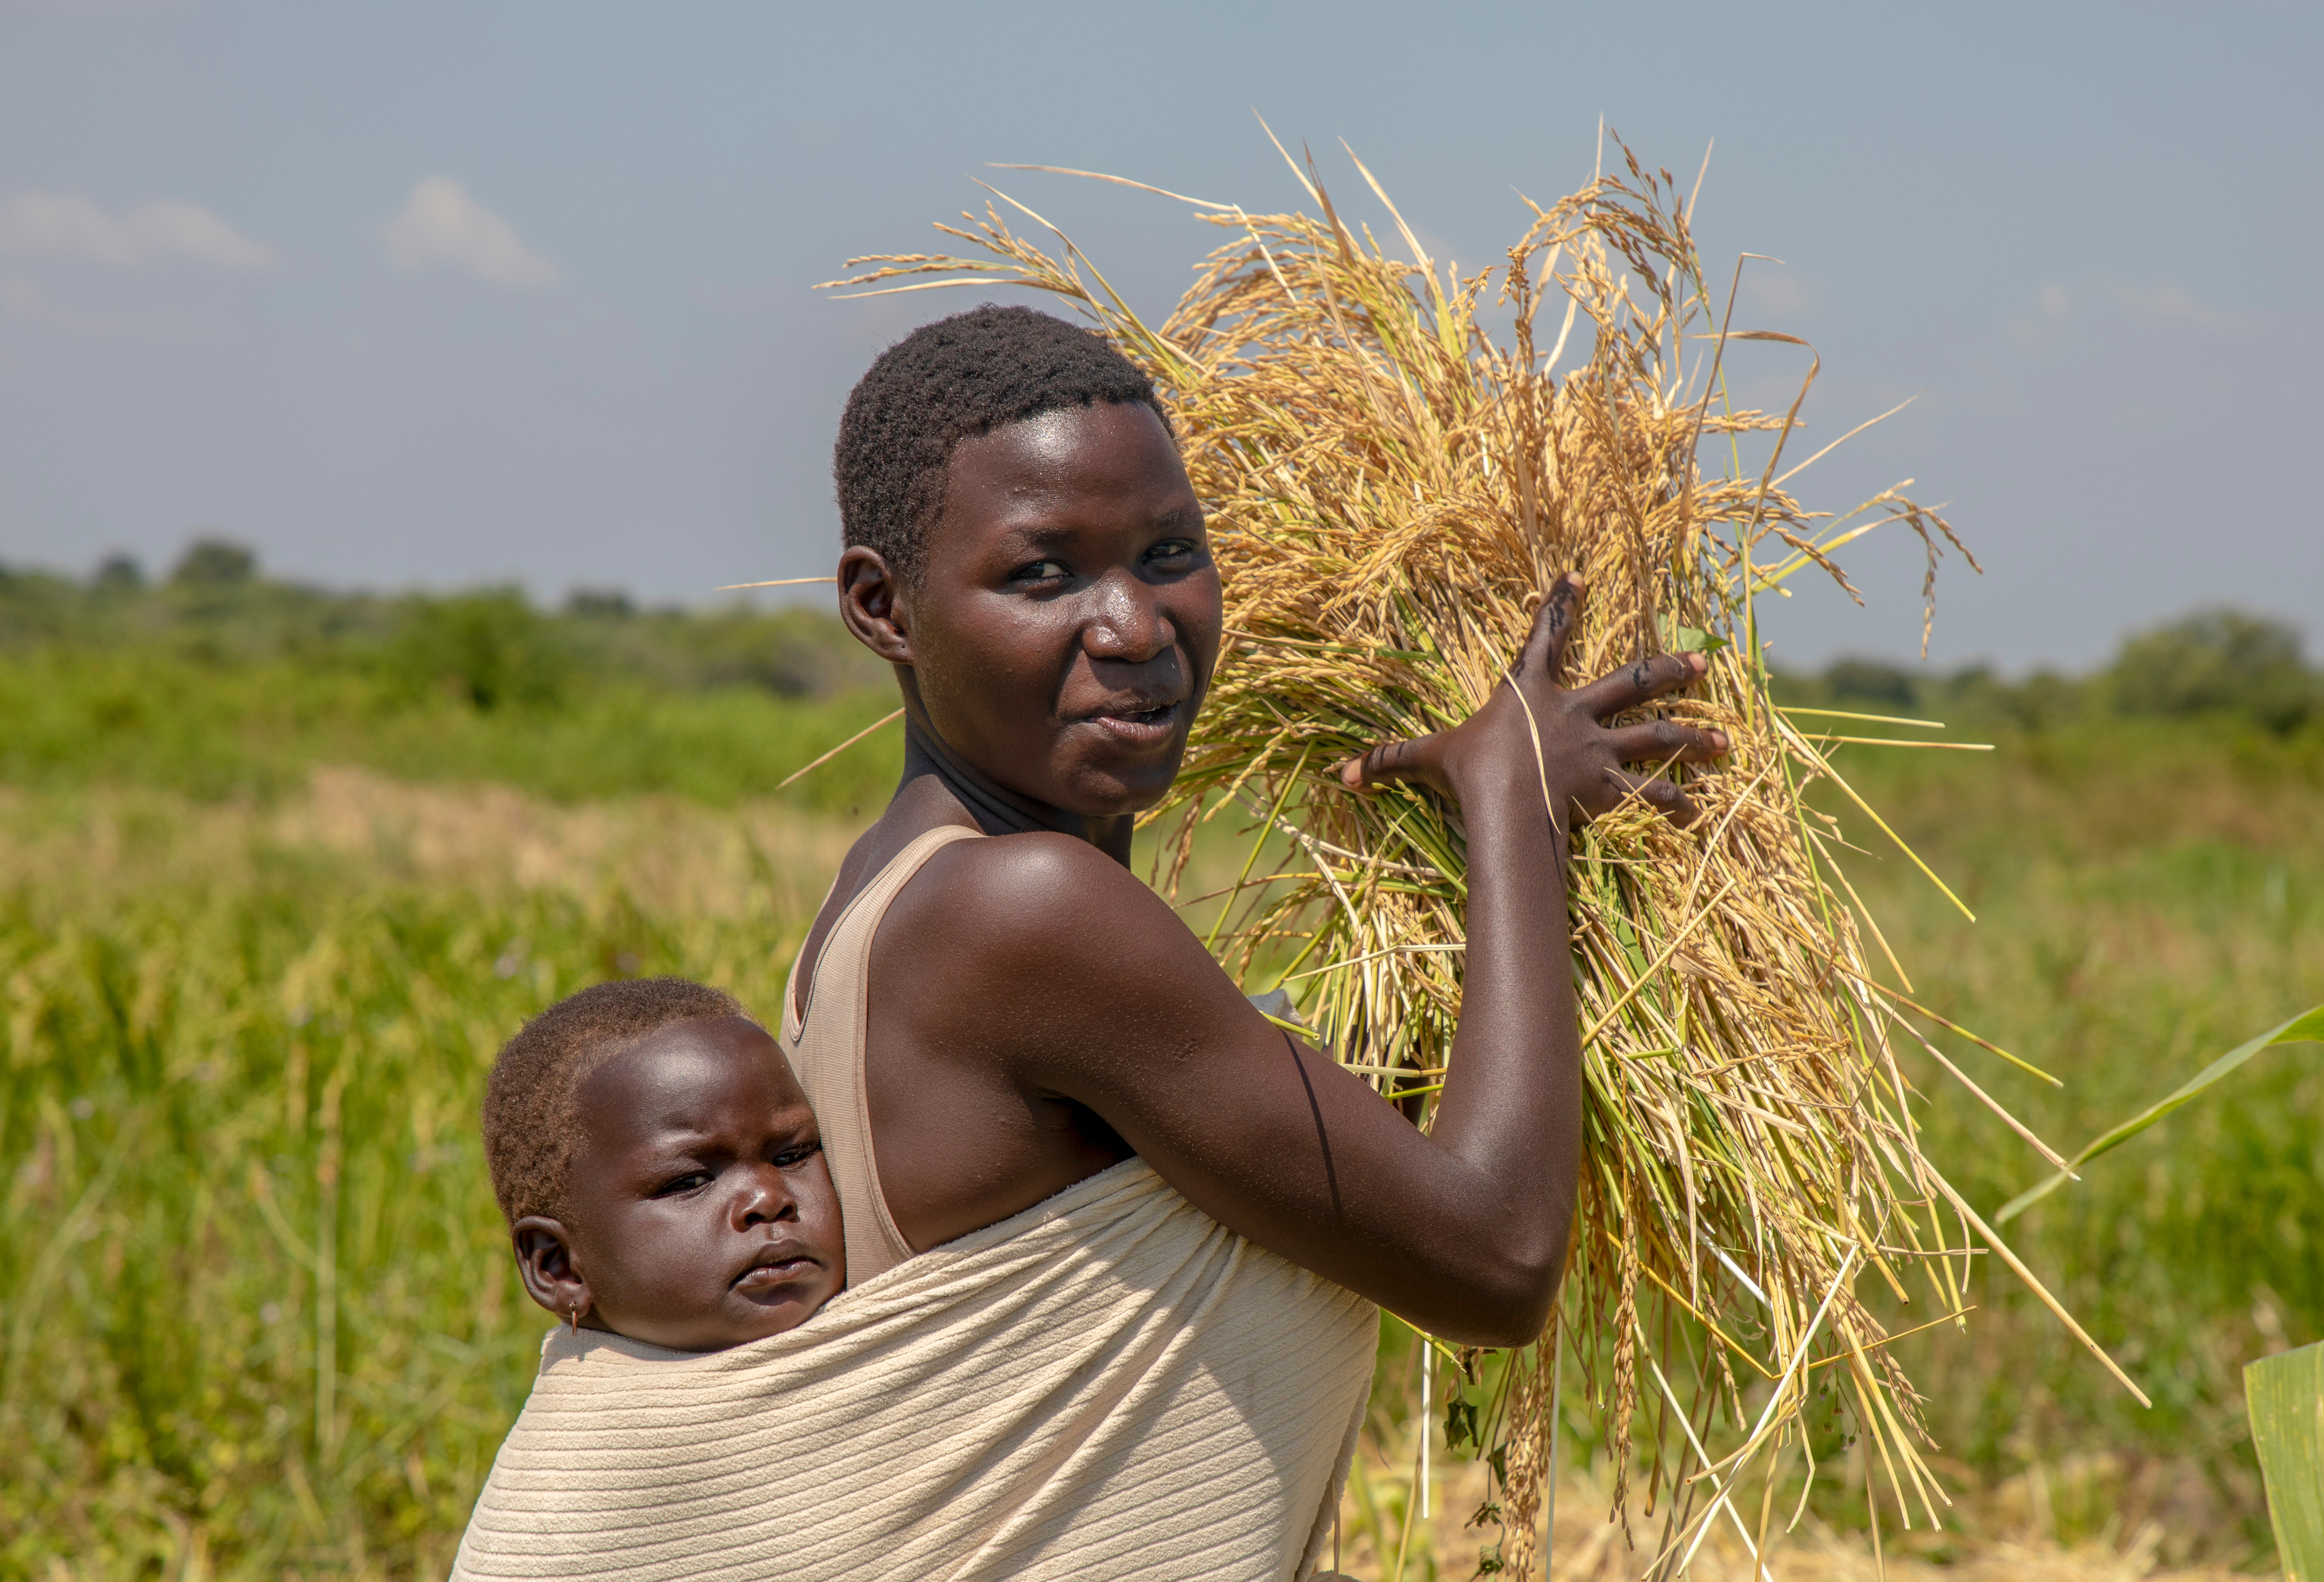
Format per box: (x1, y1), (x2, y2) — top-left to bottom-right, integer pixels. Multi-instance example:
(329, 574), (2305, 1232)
(897, 712), (1136, 865)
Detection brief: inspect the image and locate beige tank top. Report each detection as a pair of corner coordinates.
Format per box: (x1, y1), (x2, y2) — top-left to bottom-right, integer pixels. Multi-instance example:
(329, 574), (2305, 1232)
(780, 823), (982, 1287)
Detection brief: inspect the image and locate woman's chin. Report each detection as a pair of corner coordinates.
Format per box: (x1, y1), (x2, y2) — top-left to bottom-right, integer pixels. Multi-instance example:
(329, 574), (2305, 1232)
(1050, 765), (1179, 821)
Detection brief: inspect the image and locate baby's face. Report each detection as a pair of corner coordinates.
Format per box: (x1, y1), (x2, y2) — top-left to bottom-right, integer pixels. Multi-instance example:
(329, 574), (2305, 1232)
(548, 1016), (844, 1350)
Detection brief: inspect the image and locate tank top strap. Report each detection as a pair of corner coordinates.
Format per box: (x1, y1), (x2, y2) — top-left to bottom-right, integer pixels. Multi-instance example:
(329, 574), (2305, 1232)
(783, 823), (984, 1286)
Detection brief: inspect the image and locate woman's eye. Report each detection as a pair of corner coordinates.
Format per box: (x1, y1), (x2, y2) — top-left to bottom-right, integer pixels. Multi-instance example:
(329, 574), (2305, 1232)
(1010, 559), (1070, 584)
(1146, 540), (1197, 566)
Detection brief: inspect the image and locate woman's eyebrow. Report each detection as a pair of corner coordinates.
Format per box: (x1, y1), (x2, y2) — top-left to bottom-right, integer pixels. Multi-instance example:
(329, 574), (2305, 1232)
(991, 521), (1085, 552)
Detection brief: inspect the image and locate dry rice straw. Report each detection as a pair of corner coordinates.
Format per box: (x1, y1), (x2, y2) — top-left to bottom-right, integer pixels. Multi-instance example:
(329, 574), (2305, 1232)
(823, 135), (2133, 1572)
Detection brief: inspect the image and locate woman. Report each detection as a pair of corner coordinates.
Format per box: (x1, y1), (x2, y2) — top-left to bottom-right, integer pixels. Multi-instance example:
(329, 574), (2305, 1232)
(789, 307), (1722, 1563)
(453, 305), (1723, 1582)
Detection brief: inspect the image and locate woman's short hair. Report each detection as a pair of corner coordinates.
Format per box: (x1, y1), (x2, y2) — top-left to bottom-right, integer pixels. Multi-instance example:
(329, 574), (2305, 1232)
(833, 303), (1171, 585)
(482, 976), (744, 1225)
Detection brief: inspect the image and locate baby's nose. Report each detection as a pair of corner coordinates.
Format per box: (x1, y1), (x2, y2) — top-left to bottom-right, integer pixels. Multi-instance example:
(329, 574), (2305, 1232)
(733, 1170), (795, 1226)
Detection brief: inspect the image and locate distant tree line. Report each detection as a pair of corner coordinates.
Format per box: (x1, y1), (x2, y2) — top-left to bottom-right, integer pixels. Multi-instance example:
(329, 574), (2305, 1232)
(0, 537), (884, 709)
(1774, 606), (2319, 737)
(5, 537), (2316, 734)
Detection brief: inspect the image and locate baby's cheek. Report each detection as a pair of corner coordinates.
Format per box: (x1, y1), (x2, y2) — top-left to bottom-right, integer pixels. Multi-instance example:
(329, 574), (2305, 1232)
(800, 1159), (847, 1287)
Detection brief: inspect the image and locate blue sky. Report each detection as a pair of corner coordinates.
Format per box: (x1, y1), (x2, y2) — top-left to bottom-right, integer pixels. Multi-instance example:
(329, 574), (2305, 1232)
(2, 0), (2316, 669)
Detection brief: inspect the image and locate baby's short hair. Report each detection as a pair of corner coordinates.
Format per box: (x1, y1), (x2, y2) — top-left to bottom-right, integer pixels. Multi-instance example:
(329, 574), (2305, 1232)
(483, 976), (745, 1225)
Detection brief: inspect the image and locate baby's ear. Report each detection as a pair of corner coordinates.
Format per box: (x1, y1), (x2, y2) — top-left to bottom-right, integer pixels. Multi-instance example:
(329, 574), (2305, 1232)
(512, 1217), (592, 1324)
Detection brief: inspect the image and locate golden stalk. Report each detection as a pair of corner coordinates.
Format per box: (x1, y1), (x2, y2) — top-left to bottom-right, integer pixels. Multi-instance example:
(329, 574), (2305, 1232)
(820, 137), (2118, 1569)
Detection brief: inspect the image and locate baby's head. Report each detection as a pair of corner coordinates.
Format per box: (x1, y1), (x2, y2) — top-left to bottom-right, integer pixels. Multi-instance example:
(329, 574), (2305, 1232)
(483, 977), (843, 1352)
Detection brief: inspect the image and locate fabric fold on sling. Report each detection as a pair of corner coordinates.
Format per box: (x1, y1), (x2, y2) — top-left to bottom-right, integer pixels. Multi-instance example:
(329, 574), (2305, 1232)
(451, 1158), (1377, 1582)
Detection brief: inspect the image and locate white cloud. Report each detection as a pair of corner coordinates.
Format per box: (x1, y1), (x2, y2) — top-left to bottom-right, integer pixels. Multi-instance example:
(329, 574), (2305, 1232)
(384, 177), (559, 289)
(0, 191), (275, 269)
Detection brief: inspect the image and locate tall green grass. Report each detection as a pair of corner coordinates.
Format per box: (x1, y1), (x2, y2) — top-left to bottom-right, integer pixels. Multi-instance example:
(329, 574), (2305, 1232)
(3, 602), (2321, 1573)
(1813, 719), (2324, 1561)
(0, 788), (844, 1578)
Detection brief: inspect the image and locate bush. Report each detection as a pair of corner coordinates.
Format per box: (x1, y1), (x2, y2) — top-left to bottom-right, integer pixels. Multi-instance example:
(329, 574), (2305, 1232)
(169, 537), (259, 588)
(385, 591), (570, 712)
(2108, 608), (2315, 733)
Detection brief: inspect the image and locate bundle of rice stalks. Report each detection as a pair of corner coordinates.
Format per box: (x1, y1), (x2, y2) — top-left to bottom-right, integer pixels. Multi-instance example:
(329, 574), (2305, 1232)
(826, 139), (2141, 1575)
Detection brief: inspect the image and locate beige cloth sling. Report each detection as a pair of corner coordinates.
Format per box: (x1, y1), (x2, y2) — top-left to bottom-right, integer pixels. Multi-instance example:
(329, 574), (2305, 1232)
(452, 825), (1378, 1582)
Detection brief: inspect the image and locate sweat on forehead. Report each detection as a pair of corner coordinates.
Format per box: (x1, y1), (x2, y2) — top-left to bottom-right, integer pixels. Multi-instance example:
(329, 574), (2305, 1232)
(482, 978), (745, 1227)
(832, 303), (1174, 585)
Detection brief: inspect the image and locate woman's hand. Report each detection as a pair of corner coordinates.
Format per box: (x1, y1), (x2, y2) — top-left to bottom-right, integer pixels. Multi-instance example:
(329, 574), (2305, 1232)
(1338, 574), (1729, 832)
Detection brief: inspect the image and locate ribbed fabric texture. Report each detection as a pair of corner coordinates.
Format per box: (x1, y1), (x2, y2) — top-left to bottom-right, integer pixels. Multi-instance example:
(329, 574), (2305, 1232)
(451, 1160), (1377, 1581)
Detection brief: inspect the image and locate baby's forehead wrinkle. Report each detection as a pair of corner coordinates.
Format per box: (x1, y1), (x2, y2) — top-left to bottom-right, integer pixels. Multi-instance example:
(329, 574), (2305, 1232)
(617, 1103), (818, 1153)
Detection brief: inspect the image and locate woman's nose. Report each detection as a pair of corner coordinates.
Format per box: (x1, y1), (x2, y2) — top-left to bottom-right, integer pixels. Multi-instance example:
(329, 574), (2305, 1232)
(1083, 570), (1172, 662)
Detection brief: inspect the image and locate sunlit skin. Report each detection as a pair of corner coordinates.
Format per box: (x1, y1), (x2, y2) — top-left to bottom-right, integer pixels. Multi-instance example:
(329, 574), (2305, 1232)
(811, 398), (1725, 1346)
(511, 1017), (845, 1352)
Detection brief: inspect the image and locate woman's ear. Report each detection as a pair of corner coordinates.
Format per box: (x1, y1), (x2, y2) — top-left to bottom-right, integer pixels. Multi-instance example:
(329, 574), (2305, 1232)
(838, 546), (914, 666)
(512, 1217), (592, 1323)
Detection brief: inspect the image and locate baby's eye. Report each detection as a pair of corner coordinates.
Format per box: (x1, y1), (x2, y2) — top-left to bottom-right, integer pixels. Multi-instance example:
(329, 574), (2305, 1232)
(655, 1171), (712, 1197)
(772, 1140), (823, 1169)
(1009, 558), (1071, 585)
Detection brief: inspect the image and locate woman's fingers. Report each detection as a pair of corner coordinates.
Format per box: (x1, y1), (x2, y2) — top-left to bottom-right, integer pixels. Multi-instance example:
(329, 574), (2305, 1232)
(1589, 768), (1701, 828)
(1600, 718), (1730, 767)
(1338, 732), (1448, 791)
(1514, 574), (1586, 684)
(1568, 651), (1708, 720)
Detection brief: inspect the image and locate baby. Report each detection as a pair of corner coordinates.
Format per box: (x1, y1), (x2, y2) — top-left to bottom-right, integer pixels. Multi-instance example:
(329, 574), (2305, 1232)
(481, 976), (844, 1351)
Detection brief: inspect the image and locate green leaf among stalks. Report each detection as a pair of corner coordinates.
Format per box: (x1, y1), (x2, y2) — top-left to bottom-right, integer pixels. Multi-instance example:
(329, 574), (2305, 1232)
(1998, 1004), (2324, 1225)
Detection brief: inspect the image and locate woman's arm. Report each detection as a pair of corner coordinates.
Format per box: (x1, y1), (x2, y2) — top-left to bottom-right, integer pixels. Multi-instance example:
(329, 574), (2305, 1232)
(887, 577), (1723, 1345)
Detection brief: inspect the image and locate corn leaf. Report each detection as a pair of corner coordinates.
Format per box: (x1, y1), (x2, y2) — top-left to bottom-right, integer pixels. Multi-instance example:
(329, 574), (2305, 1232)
(1997, 1004), (2324, 1224)
(2245, 1340), (2324, 1582)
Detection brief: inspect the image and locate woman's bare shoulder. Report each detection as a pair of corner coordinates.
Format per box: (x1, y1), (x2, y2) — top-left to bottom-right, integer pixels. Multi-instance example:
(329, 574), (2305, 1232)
(894, 829), (1174, 954)
(883, 830), (1238, 1036)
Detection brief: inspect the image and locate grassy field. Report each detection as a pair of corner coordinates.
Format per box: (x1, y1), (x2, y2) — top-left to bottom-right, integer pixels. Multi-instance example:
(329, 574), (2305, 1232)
(2, 567), (2320, 1578)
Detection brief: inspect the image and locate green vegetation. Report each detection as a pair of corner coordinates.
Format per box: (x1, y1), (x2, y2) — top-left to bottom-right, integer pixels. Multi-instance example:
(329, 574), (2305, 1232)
(2, 551), (2320, 1575)
(0, 784), (841, 1579)
(2244, 1341), (2324, 1580)
(1807, 716), (2323, 1564)
(0, 541), (900, 813)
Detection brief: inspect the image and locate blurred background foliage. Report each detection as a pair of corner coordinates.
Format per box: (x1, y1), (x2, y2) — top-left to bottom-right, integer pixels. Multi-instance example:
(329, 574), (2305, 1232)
(1, 541), (2320, 1577)
(0, 540), (897, 812)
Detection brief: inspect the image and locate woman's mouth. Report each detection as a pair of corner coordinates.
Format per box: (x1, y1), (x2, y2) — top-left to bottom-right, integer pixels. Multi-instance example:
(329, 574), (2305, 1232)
(1085, 700), (1179, 747)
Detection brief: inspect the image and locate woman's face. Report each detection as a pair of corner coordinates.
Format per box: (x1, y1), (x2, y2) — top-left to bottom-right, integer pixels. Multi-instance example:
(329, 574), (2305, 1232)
(885, 400), (1222, 817)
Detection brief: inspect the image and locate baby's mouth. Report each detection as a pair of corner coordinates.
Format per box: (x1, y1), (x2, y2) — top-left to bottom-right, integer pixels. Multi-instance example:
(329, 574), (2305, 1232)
(732, 1246), (818, 1294)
